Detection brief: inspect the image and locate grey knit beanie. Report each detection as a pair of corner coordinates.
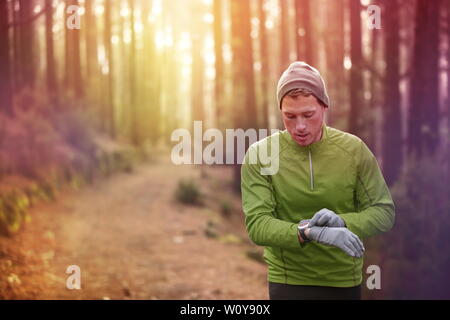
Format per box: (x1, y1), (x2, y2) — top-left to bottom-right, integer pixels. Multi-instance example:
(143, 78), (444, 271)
(277, 61), (330, 109)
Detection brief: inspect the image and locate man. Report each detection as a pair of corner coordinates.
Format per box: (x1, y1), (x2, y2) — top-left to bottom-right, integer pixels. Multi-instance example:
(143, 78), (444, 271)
(241, 61), (395, 300)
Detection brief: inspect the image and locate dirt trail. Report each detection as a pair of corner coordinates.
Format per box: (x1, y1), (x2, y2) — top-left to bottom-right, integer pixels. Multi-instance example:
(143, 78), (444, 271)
(0, 156), (267, 299)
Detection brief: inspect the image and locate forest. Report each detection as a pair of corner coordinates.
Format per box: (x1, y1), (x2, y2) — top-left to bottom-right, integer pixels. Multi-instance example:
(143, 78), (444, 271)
(0, 0), (449, 300)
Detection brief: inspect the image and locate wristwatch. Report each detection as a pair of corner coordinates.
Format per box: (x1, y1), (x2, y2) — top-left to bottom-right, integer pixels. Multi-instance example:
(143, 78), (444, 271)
(297, 219), (311, 243)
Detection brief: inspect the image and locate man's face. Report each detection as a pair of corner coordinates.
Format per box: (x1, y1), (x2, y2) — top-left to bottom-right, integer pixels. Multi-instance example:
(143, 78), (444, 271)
(281, 94), (326, 147)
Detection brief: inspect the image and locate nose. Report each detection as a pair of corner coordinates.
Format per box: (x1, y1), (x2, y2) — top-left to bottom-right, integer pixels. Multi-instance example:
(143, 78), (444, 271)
(295, 118), (307, 132)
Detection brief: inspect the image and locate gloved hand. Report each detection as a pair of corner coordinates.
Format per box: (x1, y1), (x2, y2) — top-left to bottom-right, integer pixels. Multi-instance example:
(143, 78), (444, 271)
(308, 208), (345, 228)
(308, 226), (365, 258)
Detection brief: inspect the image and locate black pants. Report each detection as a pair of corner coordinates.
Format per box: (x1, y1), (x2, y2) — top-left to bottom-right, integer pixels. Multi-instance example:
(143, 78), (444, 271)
(269, 282), (361, 300)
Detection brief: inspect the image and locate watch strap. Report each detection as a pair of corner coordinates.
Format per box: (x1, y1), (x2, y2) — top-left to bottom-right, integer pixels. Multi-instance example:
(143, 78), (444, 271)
(299, 227), (310, 243)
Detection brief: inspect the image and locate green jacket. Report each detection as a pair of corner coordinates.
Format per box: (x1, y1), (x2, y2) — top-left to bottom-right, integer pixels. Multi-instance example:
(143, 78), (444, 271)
(241, 123), (395, 287)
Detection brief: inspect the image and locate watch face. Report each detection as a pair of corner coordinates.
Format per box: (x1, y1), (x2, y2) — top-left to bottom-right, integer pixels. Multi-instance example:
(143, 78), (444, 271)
(299, 220), (310, 228)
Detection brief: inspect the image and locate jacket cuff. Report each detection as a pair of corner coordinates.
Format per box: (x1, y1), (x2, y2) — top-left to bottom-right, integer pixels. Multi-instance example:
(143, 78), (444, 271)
(340, 213), (362, 238)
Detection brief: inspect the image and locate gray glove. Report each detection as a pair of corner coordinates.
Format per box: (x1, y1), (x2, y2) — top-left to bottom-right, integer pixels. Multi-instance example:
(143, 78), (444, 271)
(308, 227), (365, 258)
(309, 208), (345, 228)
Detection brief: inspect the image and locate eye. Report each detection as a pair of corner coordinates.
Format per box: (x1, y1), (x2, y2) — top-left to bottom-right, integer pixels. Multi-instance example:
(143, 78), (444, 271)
(286, 114), (295, 119)
(304, 113), (314, 118)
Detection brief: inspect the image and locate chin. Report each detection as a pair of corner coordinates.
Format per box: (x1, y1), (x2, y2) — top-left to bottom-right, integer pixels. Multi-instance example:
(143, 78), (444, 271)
(292, 136), (311, 146)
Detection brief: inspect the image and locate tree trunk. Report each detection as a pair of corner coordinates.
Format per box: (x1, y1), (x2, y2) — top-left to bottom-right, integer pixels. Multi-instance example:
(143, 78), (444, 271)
(280, 0), (290, 70)
(213, 0), (225, 129)
(383, 0), (403, 186)
(230, 0), (257, 192)
(65, 0), (83, 99)
(104, 0), (115, 137)
(19, 0), (35, 90)
(348, 0), (365, 137)
(128, 0), (138, 145)
(258, 0), (269, 129)
(407, 0), (441, 157)
(295, 0), (313, 65)
(162, 0), (178, 143)
(191, 2), (205, 125)
(12, 0), (21, 92)
(0, 0), (13, 115)
(71, 0), (82, 99)
(142, 0), (161, 146)
(367, 24), (378, 153)
(119, 3), (128, 135)
(64, 0), (70, 90)
(324, 0), (345, 126)
(447, 0), (450, 196)
(45, 0), (58, 106)
(84, 0), (98, 79)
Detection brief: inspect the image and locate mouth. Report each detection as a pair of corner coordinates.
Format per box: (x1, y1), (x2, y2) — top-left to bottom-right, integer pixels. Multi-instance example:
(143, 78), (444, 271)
(294, 133), (310, 143)
(296, 133), (309, 140)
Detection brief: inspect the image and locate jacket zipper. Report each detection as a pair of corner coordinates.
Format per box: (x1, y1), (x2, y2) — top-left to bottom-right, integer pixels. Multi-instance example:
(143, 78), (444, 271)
(308, 149), (314, 190)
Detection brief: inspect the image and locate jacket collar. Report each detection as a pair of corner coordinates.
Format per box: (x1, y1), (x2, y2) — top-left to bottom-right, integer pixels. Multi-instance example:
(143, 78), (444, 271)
(282, 122), (329, 153)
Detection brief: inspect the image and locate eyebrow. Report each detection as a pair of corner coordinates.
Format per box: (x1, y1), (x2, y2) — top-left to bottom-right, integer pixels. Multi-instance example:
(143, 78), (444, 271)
(283, 109), (316, 115)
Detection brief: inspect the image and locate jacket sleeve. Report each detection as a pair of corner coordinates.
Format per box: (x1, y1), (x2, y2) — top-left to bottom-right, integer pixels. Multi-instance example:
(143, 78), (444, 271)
(241, 145), (301, 249)
(340, 140), (395, 239)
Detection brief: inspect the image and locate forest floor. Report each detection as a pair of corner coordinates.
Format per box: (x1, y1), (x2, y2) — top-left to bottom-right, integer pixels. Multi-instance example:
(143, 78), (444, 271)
(0, 153), (268, 300)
